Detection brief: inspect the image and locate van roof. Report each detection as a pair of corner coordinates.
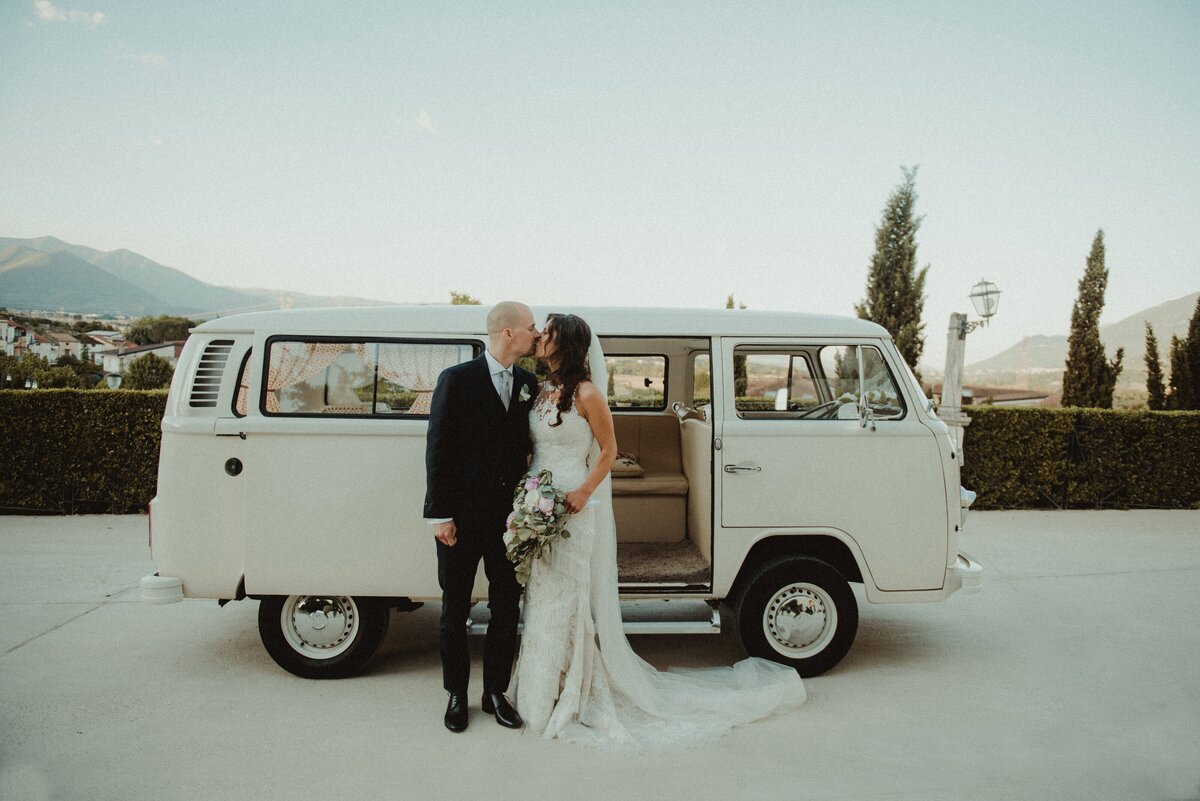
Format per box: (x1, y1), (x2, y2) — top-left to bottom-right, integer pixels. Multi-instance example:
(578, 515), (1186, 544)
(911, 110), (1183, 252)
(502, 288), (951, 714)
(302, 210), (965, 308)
(193, 305), (891, 339)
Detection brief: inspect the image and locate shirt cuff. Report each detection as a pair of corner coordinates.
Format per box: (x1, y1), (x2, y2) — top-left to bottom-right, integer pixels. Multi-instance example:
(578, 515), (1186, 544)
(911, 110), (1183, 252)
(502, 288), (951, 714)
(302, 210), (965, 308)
(426, 517), (452, 525)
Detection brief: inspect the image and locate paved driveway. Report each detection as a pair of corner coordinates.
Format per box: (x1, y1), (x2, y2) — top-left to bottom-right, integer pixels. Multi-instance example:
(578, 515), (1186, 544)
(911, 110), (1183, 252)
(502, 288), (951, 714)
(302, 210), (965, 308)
(1, 511), (1198, 801)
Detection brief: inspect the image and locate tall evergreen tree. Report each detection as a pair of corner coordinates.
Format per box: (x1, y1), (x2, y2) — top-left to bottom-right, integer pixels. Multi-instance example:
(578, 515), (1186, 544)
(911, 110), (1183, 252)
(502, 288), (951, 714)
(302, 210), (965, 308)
(1061, 230), (1123, 408)
(1144, 322), (1166, 410)
(856, 166), (929, 378)
(1167, 334), (1193, 410)
(1186, 296), (1200, 408)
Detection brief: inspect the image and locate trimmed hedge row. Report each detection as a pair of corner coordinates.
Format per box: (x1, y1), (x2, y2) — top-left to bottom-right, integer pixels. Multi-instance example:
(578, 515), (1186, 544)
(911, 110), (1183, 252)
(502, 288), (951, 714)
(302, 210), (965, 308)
(2, 391), (1198, 514)
(0, 389), (167, 514)
(962, 407), (1200, 509)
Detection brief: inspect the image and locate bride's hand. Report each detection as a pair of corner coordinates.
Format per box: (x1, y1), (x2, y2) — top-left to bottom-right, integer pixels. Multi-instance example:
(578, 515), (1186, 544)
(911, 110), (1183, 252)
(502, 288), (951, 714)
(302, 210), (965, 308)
(564, 489), (590, 514)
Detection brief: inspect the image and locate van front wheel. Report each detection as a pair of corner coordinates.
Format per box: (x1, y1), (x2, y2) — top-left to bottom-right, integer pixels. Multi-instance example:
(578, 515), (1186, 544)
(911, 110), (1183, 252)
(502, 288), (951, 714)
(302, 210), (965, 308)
(257, 595), (389, 679)
(735, 557), (857, 677)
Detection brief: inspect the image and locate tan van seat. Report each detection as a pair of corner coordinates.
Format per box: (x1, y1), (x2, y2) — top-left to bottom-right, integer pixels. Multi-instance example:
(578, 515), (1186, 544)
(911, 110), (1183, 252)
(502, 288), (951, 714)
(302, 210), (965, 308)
(610, 415), (687, 543)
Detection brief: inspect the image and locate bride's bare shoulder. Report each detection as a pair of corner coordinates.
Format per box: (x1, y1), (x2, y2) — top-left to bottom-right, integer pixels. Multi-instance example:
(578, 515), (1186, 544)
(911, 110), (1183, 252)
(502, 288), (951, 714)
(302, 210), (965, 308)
(574, 381), (606, 418)
(575, 380), (602, 401)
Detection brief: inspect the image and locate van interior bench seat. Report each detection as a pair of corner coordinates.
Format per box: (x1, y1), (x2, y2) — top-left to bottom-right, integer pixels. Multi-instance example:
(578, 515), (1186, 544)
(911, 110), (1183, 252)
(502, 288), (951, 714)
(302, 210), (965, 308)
(611, 414), (688, 543)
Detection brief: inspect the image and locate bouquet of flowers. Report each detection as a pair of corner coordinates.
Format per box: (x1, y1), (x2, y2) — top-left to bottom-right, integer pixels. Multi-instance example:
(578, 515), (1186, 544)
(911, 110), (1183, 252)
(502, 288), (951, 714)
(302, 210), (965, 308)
(504, 468), (571, 585)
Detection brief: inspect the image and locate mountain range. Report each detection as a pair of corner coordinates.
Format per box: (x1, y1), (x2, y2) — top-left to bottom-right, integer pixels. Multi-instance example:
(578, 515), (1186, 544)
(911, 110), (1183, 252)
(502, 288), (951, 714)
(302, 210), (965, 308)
(0, 236), (389, 317)
(2, 235), (1195, 391)
(960, 291), (1199, 389)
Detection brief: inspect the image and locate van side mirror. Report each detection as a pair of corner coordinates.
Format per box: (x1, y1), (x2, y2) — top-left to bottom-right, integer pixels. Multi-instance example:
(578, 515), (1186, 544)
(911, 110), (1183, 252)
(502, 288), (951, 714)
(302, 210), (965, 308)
(858, 397), (876, 431)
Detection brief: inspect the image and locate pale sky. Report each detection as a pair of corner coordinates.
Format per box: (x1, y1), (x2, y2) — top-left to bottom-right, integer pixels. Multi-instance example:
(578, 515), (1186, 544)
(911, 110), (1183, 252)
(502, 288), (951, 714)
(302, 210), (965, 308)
(2, 1), (1197, 368)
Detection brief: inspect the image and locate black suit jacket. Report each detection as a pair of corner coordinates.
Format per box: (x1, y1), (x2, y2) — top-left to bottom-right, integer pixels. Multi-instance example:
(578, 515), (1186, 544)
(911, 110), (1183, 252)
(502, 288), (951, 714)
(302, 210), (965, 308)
(423, 355), (538, 530)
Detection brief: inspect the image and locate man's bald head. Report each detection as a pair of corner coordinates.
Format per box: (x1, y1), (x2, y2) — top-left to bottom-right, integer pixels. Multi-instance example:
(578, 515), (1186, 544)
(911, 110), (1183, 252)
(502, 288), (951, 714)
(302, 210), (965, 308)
(487, 301), (532, 335)
(486, 301), (539, 365)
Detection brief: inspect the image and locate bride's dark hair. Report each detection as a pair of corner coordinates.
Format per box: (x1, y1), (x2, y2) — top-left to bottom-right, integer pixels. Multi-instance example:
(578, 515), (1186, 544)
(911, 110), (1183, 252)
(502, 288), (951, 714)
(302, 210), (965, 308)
(543, 313), (592, 428)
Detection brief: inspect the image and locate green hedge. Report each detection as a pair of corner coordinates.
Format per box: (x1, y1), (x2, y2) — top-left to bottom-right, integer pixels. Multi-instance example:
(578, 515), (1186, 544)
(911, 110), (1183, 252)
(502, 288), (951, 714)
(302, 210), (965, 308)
(2, 391), (1198, 514)
(0, 389), (167, 514)
(962, 407), (1200, 509)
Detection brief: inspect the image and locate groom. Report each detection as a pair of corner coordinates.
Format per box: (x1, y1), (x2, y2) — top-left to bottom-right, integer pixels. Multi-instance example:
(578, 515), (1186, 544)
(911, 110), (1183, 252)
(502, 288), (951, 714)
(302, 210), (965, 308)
(424, 301), (540, 733)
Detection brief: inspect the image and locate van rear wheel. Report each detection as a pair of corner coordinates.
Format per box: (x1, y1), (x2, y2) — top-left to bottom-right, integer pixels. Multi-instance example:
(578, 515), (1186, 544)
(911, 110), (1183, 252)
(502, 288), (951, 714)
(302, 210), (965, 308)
(735, 557), (857, 677)
(257, 595), (389, 679)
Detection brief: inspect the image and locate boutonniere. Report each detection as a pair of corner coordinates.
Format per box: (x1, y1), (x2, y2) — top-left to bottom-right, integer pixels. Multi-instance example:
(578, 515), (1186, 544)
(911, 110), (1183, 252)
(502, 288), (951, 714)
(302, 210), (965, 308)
(518, 385), (532, 403)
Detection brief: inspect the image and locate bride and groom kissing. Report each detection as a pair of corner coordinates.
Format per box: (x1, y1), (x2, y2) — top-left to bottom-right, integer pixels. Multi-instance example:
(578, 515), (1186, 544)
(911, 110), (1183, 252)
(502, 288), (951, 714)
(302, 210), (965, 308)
(423, 301), (805, 748)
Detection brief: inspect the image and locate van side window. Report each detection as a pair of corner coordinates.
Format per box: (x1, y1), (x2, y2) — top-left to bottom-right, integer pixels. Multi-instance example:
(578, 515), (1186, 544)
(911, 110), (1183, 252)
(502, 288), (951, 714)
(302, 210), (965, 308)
(733, 345), (904, 420)
(734, 351), (819, 414)
(263, 338), (476, 417)
(605, 355), (666, 410)
(816, 345), (904, 419)
(691, 353), (711, 406)
(233, 350), (251, 417)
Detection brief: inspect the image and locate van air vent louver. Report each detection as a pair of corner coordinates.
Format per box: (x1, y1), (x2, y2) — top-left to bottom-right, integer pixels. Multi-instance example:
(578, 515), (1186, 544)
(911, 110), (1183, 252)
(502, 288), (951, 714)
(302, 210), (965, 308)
(189, 339), (235, 408)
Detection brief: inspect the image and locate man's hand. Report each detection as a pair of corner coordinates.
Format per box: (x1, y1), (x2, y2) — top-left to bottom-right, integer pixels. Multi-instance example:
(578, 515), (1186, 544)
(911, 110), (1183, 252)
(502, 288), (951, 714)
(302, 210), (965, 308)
(434, 520), (457, 546)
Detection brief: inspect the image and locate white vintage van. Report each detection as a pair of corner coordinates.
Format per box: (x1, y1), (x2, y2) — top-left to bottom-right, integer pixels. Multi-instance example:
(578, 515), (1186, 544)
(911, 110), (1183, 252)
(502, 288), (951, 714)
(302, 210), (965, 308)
(142, 305), (981, 679)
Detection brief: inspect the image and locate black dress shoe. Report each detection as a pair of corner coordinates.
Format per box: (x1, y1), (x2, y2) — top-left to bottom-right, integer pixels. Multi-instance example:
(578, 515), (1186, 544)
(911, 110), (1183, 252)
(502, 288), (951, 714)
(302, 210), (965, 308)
(482, 692), (523, 729)
(444, 693), (468, 732)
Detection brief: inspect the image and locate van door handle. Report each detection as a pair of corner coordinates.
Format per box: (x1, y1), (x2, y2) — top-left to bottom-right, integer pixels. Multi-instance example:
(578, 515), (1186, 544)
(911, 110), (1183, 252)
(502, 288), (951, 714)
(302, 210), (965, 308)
(723, 464), (762, 473)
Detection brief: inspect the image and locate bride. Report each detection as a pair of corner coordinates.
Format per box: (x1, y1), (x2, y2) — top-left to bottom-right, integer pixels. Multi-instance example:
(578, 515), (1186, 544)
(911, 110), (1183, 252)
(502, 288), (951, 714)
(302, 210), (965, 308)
(509, 313), (805, 748)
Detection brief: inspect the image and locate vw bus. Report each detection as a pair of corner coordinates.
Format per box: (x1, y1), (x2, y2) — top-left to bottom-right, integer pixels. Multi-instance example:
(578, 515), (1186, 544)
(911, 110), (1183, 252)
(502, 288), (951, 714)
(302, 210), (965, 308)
(141, 305), (981, 679)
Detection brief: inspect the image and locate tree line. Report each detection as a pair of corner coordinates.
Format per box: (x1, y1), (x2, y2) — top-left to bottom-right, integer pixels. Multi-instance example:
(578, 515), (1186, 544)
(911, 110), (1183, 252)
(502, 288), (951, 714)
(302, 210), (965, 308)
(0, 313), (197, 391)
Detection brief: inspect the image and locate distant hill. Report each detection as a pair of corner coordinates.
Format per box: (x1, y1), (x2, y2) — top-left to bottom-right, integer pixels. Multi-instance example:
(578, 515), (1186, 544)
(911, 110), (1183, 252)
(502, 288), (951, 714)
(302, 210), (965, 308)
(0, 236), (392, 317)
(965, 291), (1199, 389)
(0, 245), (166, 315)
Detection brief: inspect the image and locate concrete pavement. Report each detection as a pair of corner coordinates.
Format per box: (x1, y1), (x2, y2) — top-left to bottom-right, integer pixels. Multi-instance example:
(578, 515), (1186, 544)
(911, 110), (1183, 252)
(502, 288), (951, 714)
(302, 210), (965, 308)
(1, 511), (1198, 801)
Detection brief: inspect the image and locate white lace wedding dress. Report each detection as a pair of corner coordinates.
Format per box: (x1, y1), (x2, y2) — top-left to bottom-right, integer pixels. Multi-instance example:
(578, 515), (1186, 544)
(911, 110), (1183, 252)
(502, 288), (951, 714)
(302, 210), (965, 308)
(509, 341), (805, 749)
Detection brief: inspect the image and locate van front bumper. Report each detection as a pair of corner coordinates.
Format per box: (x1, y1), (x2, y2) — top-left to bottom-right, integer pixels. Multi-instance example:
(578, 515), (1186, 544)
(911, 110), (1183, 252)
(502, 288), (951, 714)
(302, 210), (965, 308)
(140, 573), (183, 604)
(950, 551), (983, 594)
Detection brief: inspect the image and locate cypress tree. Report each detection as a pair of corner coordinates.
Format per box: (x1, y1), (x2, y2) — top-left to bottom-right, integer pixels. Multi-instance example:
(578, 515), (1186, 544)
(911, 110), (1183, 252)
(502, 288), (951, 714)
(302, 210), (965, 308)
(1167, 334), (1193, 410)
(1186, 296), (1200, 408)
(856, 166), (929, 378)
(1144, 322), (1166, 410)
(1061, 230), (1124, 408)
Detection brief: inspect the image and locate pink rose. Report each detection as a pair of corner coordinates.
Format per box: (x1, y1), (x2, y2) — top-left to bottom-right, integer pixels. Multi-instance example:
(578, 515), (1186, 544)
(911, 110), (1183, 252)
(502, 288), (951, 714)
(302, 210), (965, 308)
(505, 511), (516, 530)
(524, 476), (540, 492)
(538, 496), (555, 515)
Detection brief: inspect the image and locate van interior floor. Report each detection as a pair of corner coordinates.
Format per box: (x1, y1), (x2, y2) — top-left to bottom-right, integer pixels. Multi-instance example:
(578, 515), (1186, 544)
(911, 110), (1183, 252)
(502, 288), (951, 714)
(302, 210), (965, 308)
(616, 540), (710, 585)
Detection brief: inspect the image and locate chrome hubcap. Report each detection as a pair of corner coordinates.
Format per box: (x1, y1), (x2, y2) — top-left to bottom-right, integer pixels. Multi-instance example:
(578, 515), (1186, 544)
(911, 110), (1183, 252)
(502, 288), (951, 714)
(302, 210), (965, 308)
(282, 596), (358, 658)
(763, 583), (836, 658)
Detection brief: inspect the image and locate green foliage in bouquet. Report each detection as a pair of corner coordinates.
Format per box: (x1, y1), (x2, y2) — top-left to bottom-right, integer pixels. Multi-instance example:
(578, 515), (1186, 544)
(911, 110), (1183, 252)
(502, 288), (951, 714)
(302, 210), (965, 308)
(504, 468), (572, 585)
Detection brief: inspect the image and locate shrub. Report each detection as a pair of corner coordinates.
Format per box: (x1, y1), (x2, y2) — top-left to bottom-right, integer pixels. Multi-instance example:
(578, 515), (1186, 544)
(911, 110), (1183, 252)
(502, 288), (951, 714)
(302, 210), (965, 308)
(963, 406), (1200, 509)
(0, 389), (167, 513)
(3, 390), (1198, 514)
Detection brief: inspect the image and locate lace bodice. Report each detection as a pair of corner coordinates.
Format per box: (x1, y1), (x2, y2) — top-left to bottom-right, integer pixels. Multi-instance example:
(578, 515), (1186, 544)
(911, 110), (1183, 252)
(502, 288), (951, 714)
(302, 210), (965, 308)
(528, 384), (594, 491)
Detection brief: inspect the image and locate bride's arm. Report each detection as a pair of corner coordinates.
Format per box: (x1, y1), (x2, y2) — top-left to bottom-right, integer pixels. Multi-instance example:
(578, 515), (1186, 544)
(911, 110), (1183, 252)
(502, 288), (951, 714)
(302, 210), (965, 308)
(564, 381), (618, 514)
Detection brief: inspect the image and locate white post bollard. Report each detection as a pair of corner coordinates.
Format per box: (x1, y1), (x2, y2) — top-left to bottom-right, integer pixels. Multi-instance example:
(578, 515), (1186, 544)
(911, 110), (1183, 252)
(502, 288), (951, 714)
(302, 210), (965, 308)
(938, 312), (972, 466)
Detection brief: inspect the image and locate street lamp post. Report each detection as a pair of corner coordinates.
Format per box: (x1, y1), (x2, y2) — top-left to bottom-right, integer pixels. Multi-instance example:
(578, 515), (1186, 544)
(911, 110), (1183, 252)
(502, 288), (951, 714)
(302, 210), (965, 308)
(938, 279), (1001, 465)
